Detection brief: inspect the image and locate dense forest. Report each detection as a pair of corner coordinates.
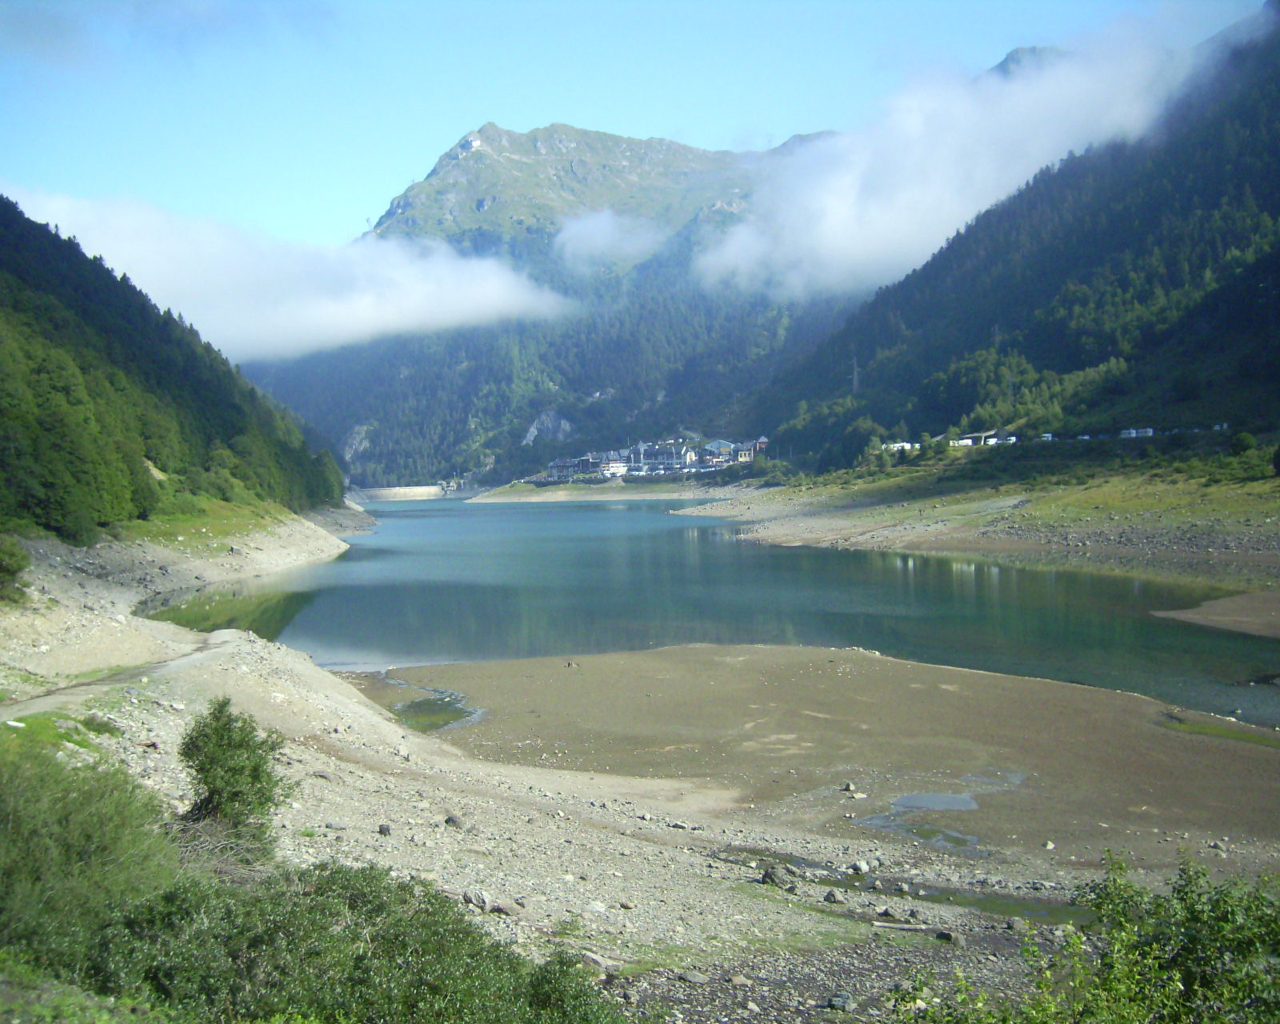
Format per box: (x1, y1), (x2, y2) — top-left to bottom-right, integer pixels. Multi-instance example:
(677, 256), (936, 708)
(0, 198), (344, 542)
(763, 13), (1280, 471)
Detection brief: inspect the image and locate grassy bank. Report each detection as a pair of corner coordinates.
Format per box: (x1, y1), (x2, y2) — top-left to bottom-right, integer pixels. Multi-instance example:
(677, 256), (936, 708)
(113, 496), (295, 549)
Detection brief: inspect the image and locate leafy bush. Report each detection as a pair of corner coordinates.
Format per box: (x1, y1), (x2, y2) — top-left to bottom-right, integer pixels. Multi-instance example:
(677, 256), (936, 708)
(1230, 431), (1259, 455)
(895, 858), (1280, 1024)
(0, 949), (192, 1024)
(0, 535), (29, 601)
(1, 710), (624, 1024)
(89, 863), (622, 1024)
(0, 732), (180, 970)
(177, 697), (293, 860)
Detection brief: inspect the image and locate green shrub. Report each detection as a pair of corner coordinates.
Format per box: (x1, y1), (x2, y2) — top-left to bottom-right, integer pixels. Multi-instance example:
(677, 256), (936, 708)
(1, 705), (624, 1024)
(0, 949), (194, 1024)
(0, 535), (29, 602)
(0, 734), (180, 970)
(177, 697), (293, 860)
(89, 863), (623, 1024)
(894, 858), (1280, 1024)
(1229, 431), (1258, 455)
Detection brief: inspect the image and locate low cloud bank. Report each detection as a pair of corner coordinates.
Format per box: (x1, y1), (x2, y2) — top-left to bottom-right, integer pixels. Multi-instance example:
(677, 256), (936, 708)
(5, 189), (571, 362)
(696, 20), (1235, 299)
(554, 209), (669, 271)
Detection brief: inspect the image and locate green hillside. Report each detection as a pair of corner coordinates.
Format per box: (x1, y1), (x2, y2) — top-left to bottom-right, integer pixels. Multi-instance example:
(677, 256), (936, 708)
(0, 198), (344, 543)
(764, 13), (1280, 470)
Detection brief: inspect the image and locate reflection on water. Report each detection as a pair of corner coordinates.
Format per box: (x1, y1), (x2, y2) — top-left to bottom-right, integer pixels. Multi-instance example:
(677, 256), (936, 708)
(144, 584), (315, 640)
(145, 498), (1280, 726)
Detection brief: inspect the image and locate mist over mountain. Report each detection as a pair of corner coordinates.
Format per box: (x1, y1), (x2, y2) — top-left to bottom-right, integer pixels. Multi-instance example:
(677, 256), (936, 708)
(244, 124), (850, 486)
(764, 4), (1280, 470)
(240, 4), (1279, 487)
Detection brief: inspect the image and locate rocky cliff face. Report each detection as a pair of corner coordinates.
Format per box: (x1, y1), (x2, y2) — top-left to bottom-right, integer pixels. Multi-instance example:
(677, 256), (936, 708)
(521, 409), (574, 446)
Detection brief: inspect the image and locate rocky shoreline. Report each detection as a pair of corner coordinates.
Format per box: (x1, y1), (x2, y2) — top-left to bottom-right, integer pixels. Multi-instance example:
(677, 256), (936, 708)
(3, 497), (1278, 1022)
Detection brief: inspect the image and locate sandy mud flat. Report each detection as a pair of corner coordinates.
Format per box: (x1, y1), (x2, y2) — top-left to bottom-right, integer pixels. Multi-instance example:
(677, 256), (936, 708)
(381, 644), (1280, 874)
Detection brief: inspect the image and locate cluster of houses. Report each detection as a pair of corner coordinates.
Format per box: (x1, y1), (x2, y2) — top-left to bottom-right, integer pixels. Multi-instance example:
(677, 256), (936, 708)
(881, 430), (1020, 453)
(543, 420), (1236, 483)
(881, 422), (1232, 453)
(544, 437), (769, 481)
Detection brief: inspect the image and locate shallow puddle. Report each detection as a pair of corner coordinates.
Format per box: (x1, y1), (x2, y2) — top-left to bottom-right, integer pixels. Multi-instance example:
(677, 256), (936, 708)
(347, 671), (481, 731)
(854, 770), (1025, 855)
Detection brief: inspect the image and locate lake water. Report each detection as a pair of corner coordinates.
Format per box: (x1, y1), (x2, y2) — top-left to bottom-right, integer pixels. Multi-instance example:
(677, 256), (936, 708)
(151, 499), (1280, 727)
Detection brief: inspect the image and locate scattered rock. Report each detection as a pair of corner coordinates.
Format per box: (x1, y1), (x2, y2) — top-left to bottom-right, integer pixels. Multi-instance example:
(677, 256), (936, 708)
(462, 889), (493, 913)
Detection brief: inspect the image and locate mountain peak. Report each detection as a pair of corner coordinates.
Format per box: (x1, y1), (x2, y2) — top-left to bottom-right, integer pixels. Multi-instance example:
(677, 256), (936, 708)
(376, 122), (751, 242)
(988, 46), (1068, 79)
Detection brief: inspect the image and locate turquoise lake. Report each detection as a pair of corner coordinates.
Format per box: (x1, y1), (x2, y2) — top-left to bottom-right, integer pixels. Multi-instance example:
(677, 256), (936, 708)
(152, 499), (1280, 727)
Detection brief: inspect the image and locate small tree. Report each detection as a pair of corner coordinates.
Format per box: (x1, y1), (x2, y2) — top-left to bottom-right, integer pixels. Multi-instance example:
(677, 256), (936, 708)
(178, 697), (292, 858)
(1272, 443), (1280, 477)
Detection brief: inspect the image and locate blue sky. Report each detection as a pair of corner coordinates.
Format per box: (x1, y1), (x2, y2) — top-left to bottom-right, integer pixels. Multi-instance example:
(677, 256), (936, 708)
(2, 0), (1256, 244)
(0, 0), (1264, 360)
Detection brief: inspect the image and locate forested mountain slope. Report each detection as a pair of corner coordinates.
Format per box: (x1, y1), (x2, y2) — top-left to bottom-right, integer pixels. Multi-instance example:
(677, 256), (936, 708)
(764, 9), (1280, 470)
(0, 198), (344, 541)
(244, 124), (848, 486)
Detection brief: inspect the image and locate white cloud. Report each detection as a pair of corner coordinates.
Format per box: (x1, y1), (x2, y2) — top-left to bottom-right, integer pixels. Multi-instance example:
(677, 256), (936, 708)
(554, 209), (669, 271)
(4, 188), (572, 361)
(696, 20), (1219, 299)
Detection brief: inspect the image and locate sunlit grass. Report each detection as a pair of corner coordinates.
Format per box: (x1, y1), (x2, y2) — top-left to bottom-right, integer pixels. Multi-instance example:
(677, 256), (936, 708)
(1160, 717), (1280, 749)
(115, 497), (291, 548)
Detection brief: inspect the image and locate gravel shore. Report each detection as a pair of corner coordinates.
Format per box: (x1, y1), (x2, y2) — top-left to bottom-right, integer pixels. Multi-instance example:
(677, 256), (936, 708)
(3, 497), (1278, 1022)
